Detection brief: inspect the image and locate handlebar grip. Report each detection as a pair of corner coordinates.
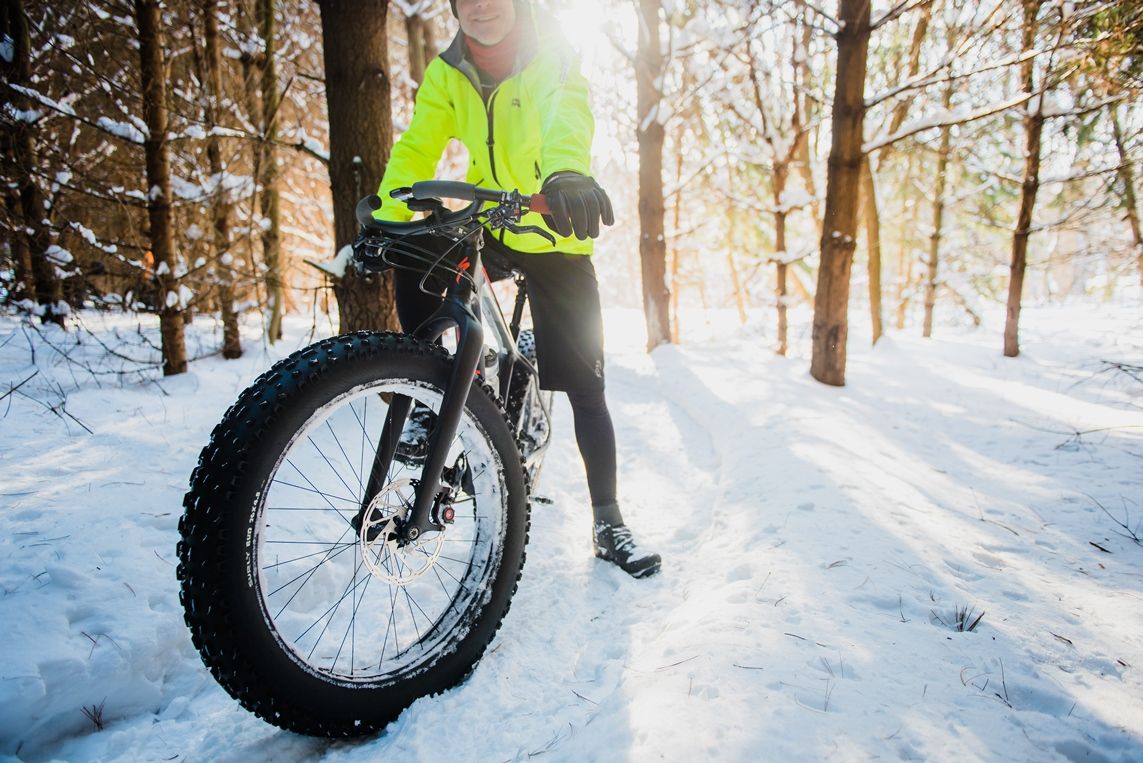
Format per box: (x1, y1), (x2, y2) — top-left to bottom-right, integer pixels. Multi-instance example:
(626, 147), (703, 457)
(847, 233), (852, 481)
(355, 194), (382, 227)
(410, 180), (478, 202)
(528, 194), (550, 216)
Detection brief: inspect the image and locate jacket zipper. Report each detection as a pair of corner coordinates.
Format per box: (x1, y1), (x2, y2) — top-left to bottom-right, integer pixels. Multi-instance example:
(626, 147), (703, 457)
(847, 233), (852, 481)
(486, 87), (502, 187)
(484, 86), (510, 244)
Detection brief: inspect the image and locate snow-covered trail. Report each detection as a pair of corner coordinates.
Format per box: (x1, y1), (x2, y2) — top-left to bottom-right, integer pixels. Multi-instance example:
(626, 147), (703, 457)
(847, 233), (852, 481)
(2, 305), (1142, 762)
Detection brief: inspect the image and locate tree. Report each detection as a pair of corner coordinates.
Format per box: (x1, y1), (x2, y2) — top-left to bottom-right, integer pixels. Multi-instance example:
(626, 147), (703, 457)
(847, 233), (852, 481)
(810, 0), (870, 386)
(743, 15), (814, 356)
(135, 0), (187, 375)
(397, 0), (439, 90)
(923, 78), (954, 338)
(635, 0), (670, 351)
(1109, 105), (1142, 286)
(861, 0), (931, 345)
(1003, 0), (1046, 358)
(199, 0), (242, 358)
(317, 0), (398, 333)
(1, 0), (65, 325)
(256, 0), (284, 341)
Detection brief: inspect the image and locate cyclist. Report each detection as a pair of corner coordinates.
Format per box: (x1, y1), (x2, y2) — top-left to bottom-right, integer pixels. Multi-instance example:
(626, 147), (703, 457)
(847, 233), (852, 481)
(374, 0), (660, 578)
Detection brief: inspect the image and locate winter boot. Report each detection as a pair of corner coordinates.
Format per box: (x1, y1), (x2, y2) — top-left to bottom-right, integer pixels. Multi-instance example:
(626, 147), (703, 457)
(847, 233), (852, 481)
(593, 521), (661, 578)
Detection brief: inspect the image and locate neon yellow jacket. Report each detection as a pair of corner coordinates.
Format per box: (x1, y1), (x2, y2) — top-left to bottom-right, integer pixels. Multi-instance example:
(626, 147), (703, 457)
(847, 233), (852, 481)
(375, 15), (596, 255)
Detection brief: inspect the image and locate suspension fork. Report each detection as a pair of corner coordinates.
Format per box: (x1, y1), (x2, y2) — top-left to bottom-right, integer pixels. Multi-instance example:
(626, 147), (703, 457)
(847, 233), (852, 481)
(357, 237), (486, 540)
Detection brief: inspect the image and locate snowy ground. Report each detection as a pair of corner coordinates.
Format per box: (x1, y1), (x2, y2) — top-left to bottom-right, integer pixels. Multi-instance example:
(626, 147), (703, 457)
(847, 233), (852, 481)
(2, 300), (1142, 762)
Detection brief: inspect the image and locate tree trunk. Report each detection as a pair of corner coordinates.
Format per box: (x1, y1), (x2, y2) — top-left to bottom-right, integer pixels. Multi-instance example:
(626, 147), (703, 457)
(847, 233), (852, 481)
(727, 248), (748, 326)
(635, 0), (670, 351)
(1, 0), (65, 325)
(256, 0), (284, 341)
(793, 2), (821, 234)
(1110, 104), (1143, 286)
(668, 128), (685, 344)
(886, 3), (930, 332)
(922, 80), (954, 338)
(810, 0), (870, 386)
(202, 0), (241, 358)
(402, 4), (436, 89)
(774, 163), (790, 356)
(3, 190), (35, 307)
(1004, 0), (1044, 358)
(318, 0), (398, 333)
(859, 157), (883, 344)
(895, 151), (916, 329)
(135, 0), (187, 375)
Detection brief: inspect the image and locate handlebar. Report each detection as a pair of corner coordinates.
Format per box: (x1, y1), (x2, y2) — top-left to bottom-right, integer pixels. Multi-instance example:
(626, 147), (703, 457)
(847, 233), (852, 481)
(355, 181), (549, 231)
(349, 181), (556, 278)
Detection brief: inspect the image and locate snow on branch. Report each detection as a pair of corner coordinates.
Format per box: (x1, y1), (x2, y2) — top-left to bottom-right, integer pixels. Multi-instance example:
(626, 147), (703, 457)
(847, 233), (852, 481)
(863, 92), (1032, 154)
(96, 116), (147, 144)
(8, 83), (76, 117)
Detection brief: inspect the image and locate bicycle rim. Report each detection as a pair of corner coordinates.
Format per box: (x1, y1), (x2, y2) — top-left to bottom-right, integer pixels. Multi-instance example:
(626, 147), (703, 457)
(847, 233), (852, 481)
(253, 378), (506, 685)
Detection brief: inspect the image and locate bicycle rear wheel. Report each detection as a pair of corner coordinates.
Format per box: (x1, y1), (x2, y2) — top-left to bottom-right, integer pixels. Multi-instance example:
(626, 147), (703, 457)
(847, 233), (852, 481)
(506, 328), (553, 488)
(178, 332), (528, 736)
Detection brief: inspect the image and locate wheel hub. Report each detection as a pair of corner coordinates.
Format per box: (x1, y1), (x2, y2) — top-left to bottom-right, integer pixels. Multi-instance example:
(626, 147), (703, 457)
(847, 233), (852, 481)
(359, 479), (444, 585)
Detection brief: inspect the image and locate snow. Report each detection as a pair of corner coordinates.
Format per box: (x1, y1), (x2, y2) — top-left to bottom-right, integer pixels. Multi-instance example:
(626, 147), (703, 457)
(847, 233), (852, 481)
(43, 246), (72, 266)
(9, 84), (75, 117)
(1, 301), (1142, 761)
(95, 116), (146, 144)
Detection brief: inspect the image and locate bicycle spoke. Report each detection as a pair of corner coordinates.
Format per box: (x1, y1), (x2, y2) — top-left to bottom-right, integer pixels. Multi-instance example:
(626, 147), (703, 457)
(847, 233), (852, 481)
(269, 530), (355, 605)
(325, 409), (367, 498)
(264, 543), (357, 571)
(253, 377), (509, 682)
(270, 476), (357, 506)
(299, 552), (368, 655)
(305, 430), (364, 509)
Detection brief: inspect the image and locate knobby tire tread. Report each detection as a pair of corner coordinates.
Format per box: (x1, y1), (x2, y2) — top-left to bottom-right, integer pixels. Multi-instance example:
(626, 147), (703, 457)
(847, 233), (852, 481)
(177, 331), (531, 737)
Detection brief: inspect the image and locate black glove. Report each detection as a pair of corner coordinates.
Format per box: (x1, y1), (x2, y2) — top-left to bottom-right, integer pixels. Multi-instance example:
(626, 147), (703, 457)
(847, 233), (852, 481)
(539, 173), (615, 241)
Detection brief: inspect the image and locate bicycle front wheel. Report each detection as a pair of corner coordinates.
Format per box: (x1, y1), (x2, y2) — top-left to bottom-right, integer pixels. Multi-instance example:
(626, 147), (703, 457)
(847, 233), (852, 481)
(178, 332), (529, 736)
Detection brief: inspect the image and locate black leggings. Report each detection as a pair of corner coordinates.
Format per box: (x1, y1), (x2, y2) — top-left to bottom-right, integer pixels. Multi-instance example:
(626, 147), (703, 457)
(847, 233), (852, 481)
(567, 388), (617, 509)
(392, 243), (617, 509)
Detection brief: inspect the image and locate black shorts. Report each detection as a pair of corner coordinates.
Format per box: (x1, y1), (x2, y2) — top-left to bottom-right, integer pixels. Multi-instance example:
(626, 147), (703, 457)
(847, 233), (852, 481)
(392, 235), (605, 394)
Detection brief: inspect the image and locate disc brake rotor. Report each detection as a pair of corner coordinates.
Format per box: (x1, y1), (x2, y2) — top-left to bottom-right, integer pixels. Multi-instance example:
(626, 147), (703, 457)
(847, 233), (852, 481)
(359, 479), (444, 585)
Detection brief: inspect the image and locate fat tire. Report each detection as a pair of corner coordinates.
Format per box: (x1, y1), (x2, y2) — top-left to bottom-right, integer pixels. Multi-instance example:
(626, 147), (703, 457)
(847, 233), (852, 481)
(506, 328), (541, 427)
(177, 331), (529, 737)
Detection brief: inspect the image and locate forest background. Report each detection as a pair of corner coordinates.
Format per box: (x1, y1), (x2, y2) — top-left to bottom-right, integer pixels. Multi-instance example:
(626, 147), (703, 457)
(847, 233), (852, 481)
(1, 0), (1140, 384)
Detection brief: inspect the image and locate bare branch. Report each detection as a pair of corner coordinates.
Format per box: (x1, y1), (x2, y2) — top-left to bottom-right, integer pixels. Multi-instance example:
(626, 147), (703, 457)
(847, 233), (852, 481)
(863, 92), (1032, 154)
(872, 0), (930, 31)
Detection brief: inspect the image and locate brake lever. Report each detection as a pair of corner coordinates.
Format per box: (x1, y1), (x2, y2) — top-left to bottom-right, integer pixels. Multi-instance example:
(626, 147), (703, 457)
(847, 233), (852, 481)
(504, 222), (556, 245)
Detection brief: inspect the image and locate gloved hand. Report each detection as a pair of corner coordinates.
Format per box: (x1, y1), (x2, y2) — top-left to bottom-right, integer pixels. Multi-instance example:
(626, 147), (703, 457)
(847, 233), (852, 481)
(539, 173), (615, 241)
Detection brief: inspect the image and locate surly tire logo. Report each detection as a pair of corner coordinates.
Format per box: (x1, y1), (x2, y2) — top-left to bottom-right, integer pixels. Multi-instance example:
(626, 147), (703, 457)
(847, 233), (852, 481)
(245, 489), (261, 589)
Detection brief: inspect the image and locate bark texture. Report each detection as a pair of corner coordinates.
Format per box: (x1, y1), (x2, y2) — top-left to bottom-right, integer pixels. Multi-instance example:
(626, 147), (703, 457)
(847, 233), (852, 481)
(810, 0), (870, 386)
(1110, 104), (1142, 286)
(635, 0), (670, 350)
(1, 0), (65, 325)
(859, 157), (882, 343)
(1004, 0), (1044, 358)
(318, 0), (398, 333)
(402, 4), (436, 89)
(256, 0), (283, 341)
(201, 0), (241, 358)
(923, 82), (954, 338)
(135, 0), (187, 374)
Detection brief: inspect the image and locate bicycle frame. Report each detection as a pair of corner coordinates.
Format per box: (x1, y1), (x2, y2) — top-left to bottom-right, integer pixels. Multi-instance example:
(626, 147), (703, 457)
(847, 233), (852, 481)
(356, 228), (552, 542)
